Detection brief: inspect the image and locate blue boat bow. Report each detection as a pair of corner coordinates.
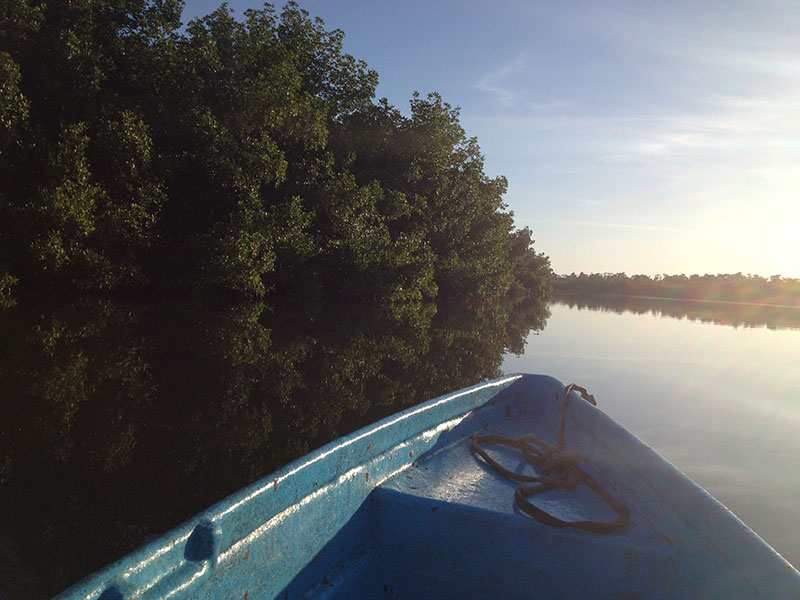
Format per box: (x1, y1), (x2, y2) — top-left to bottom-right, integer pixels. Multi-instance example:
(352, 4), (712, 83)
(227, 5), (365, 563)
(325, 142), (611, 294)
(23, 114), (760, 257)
(56, 374), (800, 599)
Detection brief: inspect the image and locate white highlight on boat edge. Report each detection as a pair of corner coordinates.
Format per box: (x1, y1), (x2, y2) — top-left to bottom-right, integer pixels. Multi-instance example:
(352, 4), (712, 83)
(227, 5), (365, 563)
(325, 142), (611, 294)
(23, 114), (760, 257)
(216, 410), (478, 567)
(70, 376), (520, 599)
(213, 375), (521, 521)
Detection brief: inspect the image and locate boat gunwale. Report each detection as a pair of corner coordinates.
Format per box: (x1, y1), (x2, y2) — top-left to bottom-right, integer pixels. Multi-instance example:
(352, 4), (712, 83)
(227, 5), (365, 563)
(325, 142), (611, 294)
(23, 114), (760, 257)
(56, 375), (522, 599)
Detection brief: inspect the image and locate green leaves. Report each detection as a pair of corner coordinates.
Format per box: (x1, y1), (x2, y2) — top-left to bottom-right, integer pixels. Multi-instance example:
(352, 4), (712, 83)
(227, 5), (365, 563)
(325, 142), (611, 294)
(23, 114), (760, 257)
(33, 123), (104, 278)
(0, 51), (28, 135)
(1, 0), (550, 324)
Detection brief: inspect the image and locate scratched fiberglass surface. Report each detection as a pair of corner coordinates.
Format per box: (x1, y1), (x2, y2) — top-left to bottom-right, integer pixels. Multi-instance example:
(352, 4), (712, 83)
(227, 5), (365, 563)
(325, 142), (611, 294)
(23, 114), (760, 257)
(359, 376), (800, 599)
(373, 378), (798, 599)
(383, 400), (623, 525)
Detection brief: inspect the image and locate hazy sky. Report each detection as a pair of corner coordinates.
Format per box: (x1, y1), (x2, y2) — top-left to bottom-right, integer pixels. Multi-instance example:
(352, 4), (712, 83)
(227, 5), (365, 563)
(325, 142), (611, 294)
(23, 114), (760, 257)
(182, 1), (800, 277)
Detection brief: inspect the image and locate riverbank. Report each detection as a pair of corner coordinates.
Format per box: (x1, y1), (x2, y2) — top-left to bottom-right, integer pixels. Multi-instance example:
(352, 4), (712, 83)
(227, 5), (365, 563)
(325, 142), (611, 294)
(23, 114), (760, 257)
(554, 273), (800, 307)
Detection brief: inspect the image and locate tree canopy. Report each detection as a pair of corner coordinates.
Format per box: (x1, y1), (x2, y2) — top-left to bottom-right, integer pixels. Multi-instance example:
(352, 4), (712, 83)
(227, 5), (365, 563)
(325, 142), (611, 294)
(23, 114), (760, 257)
(0, 5), (554, 592)
(0, 0), (551, 320)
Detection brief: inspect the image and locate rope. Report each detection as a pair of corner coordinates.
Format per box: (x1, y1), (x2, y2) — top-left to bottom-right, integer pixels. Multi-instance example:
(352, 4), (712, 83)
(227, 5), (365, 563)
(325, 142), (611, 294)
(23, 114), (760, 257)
(471, 383), (630, 534)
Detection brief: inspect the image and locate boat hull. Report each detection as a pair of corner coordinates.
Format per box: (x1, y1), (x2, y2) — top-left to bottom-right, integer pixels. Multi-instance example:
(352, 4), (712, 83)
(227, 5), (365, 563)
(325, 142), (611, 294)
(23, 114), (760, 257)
(57, 374), (800, 599)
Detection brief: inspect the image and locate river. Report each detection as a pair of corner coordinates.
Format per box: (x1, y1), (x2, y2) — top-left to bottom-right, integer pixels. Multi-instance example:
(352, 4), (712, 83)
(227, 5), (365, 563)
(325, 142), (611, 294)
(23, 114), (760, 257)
(2, 292), (798, 597)
(503, 294), (800, 569)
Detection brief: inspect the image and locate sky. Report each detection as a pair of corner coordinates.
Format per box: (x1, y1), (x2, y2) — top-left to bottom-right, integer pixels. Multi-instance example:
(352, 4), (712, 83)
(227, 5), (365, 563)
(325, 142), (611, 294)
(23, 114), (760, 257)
(181, 1), (800, 278)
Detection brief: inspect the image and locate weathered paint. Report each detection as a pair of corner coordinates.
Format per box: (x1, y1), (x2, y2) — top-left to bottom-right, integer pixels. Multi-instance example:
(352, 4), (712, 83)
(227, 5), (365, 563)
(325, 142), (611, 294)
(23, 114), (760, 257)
(56, 374), (800, 599)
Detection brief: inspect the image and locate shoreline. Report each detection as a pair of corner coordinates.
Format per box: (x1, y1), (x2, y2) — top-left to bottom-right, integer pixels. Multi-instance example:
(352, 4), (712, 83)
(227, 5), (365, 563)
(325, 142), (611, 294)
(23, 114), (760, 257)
(552, 290), (800, 310)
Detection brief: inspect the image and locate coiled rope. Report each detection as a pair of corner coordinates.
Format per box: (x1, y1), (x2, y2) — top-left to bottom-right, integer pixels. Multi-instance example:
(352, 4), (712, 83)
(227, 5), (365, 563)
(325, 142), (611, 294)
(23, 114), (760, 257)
(471, 383), (630, 534)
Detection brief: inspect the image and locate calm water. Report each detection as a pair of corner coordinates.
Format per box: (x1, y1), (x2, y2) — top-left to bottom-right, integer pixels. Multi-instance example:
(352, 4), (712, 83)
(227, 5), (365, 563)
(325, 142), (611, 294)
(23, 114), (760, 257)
(503, 295), (800, 568)
(2, 293), (799, 597)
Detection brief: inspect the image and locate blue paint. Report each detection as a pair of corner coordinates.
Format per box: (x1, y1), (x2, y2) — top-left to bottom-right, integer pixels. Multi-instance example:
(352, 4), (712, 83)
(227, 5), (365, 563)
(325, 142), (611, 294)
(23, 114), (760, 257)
(56, 375), (800, 599)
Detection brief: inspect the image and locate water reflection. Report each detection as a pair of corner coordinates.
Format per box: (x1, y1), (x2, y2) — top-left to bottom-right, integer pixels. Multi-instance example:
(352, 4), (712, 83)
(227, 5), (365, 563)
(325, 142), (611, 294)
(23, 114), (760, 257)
(0, 293), (548, 598)
(557, 293), (800, 330)
(503, 295), (800, 570)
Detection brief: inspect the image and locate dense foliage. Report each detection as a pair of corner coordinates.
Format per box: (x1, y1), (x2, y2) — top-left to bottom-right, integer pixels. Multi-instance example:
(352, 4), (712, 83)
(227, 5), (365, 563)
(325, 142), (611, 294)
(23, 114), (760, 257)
(555, 272), (800, 306)
(0, 6), (551, 590)
(0, 0), (551, 321)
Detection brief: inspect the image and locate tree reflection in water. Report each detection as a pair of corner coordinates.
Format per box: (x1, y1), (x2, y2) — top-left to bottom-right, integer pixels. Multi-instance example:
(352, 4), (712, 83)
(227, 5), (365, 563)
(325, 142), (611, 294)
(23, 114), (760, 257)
(0, 292), (548, 598)
(555, 293), (800, 331)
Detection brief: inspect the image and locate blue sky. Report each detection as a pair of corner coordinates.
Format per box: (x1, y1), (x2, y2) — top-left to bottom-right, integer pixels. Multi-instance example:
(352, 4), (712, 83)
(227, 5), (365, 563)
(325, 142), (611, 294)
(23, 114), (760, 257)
(182, 1), (800, 277)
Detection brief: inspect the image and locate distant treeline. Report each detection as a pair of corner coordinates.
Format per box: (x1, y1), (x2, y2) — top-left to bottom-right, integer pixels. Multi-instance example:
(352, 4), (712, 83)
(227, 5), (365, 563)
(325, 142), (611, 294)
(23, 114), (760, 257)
(554, 294), (800, 331)
(0, 1), (551, 321)
(555, 272), (800, 306)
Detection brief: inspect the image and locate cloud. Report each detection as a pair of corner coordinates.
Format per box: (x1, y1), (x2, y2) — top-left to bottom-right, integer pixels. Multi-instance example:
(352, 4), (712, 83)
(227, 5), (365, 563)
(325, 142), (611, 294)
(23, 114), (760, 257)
(603, 89), (800, 172)
(475, 54), (528, 106)
(475, 55), (570, 115)
(570, 1), (800, 77)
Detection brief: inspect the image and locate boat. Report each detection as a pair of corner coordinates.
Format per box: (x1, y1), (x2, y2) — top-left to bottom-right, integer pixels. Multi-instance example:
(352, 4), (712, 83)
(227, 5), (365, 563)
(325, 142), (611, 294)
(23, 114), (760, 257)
(57, 374), (800, 599)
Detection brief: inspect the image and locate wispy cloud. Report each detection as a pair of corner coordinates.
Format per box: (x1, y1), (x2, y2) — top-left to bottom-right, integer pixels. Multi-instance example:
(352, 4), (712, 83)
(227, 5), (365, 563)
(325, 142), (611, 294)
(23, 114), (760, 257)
(466, 2), (800, 276)
(570, 1), (800, 80)
(596, 89), (800, 171)
(475, 54), (528, 106)
(475, 55), (570, 114)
